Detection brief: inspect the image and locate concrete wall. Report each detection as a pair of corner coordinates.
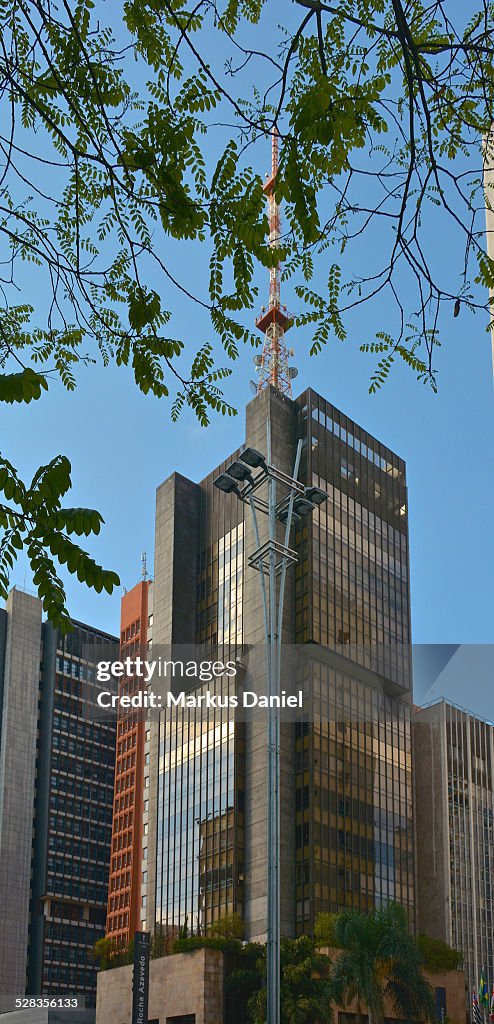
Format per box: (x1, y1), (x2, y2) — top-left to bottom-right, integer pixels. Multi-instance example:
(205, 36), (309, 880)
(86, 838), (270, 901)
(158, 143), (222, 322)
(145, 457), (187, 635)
(413, 704), (451, 944)
(96, 948), (223, 1024)
(152, 472), (200, 650)
(242, 387), (297, 942)
(0, 588), (42, 994)
(147, 473), (200, 937)
(27, 620), (57, 992)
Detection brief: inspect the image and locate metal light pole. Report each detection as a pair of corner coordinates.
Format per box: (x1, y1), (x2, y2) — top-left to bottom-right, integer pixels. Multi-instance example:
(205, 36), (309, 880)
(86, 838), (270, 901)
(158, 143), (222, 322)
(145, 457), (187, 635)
(214, 417), (327, 1024)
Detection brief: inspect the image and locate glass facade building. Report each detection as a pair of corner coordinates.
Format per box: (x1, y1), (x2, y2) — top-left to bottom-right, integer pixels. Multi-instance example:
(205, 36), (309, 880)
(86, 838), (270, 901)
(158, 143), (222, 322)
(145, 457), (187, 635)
(293, 389), (414, 933)
(28, 619), (118, 1005)
(295, 390), (410, 680)
(149, 385), (415, 940)
(155, 679), (245, 935)
(296, 658), (414, 933)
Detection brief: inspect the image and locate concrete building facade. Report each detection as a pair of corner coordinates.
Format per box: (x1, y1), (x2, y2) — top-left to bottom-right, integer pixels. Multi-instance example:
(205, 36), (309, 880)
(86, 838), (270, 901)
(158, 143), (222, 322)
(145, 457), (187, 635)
(106, 578), (153, 947)
(414, 699), (494, 1005)
(96, 947), (224, 1024)
(0, 587), (43, 994)
(0, 587), (118, 1005)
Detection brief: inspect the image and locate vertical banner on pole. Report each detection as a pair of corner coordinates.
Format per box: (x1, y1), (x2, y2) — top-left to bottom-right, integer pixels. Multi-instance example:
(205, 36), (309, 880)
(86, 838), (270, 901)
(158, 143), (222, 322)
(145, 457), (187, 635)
(132, 930), (150, 1024)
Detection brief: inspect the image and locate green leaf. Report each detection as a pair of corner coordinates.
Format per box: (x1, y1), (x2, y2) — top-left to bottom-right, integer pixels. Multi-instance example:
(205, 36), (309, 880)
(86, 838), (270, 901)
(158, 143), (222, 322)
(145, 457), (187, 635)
(0, 368), (48, 404)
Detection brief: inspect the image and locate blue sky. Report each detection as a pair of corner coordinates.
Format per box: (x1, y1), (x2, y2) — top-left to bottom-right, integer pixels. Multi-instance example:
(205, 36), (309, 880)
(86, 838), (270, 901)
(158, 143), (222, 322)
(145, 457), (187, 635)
(1, 0), (493, 659)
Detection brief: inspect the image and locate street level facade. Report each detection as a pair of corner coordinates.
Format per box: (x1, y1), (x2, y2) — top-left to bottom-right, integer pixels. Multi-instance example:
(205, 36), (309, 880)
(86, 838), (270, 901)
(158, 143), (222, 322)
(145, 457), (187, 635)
(95, 943), (466, 1024)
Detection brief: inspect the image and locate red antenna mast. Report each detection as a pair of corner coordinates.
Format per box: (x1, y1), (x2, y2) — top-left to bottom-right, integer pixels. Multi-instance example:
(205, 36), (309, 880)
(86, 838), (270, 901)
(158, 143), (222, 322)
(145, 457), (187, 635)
(254, 129), (297, 396)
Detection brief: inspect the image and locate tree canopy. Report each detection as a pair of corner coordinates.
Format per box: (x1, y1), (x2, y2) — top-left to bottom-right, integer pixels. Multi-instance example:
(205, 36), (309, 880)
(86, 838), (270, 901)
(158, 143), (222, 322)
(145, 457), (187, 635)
(330, 903), (435, 1024)
(246, 935), (333, 1024)
(1, 0), (494, 621)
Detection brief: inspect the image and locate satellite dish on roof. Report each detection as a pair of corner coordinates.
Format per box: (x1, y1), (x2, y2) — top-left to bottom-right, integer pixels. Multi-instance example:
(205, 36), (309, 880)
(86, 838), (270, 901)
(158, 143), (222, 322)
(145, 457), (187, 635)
(249, 380), (258, 395)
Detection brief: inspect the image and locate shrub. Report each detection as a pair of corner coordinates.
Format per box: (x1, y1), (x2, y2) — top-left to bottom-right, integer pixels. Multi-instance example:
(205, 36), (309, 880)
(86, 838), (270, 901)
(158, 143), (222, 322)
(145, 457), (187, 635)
(417, 935), (463, 974)
(92, 936), (134, 971)
(314, 912), (341, 948)
(172, 934), (244, 955)
(207, 912), (244, 939)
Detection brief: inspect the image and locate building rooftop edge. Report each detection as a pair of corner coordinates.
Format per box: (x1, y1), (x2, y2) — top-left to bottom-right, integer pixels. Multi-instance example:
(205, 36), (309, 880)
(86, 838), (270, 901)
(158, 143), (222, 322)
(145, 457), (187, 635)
(415, 695), (494, 726)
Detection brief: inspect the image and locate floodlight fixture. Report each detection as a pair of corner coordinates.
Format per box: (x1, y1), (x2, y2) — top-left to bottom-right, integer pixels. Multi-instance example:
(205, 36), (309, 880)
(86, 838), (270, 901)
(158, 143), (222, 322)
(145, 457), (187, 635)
(227, 461), (254, 485)
(239, 447), (267, 471)
(304, 485), (328, 506)
(213, 474), (241, 496)
(292, 496), (316, 517)
(277, 507), (301, 526)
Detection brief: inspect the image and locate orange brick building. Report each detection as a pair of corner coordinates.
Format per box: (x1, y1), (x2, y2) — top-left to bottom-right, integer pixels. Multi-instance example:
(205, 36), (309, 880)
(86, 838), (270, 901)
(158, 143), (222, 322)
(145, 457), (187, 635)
(106, 578), (152, 947)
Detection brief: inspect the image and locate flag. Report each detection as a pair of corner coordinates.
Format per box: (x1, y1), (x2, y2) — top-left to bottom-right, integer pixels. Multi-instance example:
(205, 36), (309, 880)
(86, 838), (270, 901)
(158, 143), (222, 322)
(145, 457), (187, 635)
(473, 992), (483, 1024)
(480, 972), (489, 1010)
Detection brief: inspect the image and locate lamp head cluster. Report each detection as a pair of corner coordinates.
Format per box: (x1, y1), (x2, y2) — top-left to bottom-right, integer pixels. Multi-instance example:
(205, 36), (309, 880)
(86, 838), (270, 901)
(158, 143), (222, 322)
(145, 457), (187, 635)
(214, 447), (328, 525)
(213, 447), (267, 498)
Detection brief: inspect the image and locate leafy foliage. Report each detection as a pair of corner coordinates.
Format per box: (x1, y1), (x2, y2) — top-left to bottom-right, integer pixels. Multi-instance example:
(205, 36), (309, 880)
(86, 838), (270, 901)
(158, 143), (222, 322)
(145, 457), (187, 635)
(151, 924), (176, 959)
(1, 0), (494, 615)
(172, 914), (245, 953)
(331, 903), (436, 1024)
(247, 935), (333, 1024)
(0, 452), (119, 630)
(416, 934), (463, 975)
(207, 911), (245, 939)
(92, 935), (134, 971)
(1, 0), (492, 401)
(314, 911), (341, 949)
(172, 934), (245, 955)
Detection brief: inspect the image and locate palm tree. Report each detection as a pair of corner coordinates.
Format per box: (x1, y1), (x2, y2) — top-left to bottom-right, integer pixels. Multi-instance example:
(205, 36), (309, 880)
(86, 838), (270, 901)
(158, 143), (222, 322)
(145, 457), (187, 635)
(330, 903), (435, 1024)
(248, 935), (333, 1024)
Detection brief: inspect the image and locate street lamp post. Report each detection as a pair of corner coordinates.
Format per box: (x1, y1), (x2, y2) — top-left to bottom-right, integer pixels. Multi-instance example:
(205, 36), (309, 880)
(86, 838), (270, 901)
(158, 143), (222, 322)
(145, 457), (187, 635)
(214, 417), (327, 1024)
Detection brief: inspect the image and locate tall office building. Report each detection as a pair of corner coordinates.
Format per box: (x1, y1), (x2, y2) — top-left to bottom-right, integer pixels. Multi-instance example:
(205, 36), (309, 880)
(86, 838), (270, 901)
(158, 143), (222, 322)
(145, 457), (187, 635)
(146, 384), (415, 942)
(0, 587), (43, 996)
(106, 577), (153, 947)
(414, 699), (494, 1002)
(0, 586), (118, 1006)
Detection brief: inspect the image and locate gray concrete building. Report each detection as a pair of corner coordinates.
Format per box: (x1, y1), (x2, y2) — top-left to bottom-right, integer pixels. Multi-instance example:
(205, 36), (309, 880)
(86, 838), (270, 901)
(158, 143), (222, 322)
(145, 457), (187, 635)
(0, 587), (43, 995)
(414, 699), (494, 1003)
(147, 384), (415, 944)
(0, 587), (118, 1005)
